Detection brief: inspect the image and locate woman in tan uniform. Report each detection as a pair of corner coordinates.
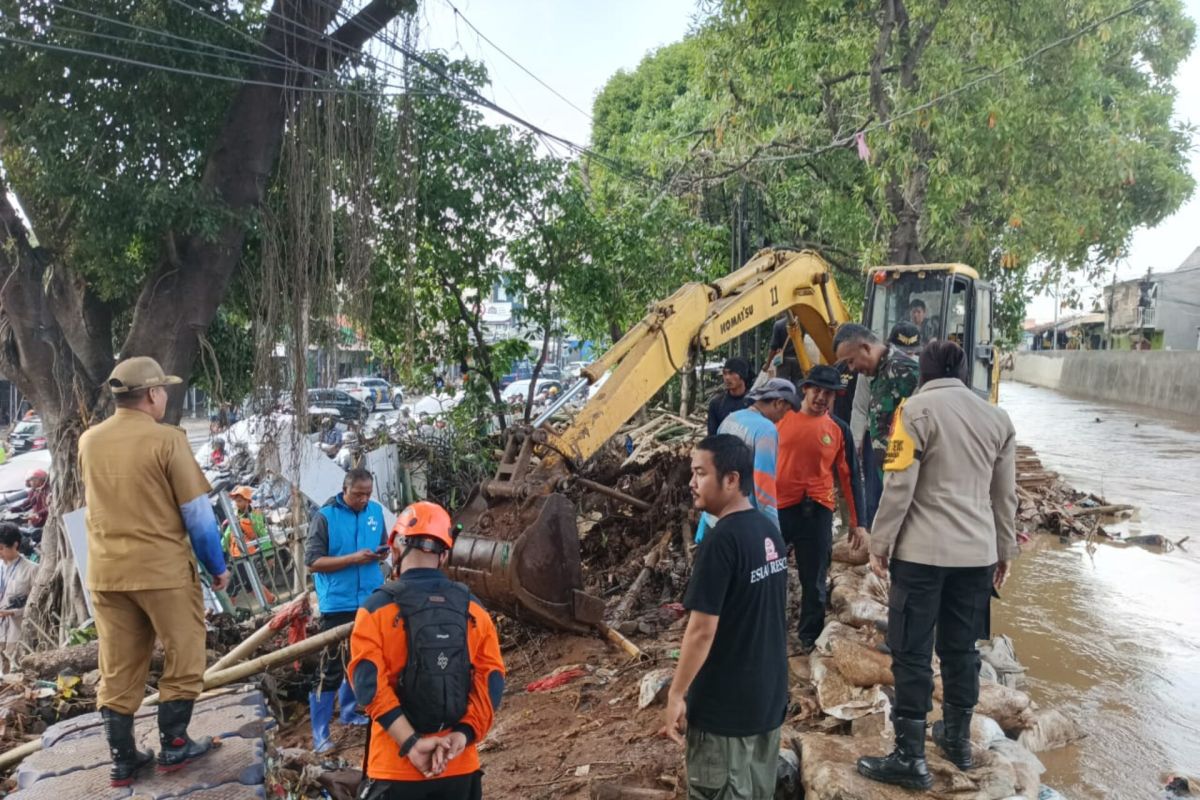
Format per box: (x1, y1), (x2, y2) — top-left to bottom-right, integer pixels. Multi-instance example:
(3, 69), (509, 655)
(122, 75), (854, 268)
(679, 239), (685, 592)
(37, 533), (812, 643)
(856, 341), (1019, 789)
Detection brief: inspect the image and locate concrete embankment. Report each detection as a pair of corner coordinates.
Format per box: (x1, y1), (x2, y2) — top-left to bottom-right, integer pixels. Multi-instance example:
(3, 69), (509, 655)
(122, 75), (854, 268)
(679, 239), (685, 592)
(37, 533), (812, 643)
(1007, 351), (1200, 416)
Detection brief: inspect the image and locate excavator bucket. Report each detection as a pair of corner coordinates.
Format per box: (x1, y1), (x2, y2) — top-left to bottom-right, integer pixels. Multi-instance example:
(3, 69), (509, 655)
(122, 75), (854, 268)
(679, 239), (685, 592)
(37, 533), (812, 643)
(449, 487), (604, 633)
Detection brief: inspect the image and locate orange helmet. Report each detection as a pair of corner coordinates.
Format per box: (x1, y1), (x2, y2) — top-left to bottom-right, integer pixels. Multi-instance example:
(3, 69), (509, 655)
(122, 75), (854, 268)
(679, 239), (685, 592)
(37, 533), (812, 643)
(229, 485), (254, 501)
(390, 501), (455, 552)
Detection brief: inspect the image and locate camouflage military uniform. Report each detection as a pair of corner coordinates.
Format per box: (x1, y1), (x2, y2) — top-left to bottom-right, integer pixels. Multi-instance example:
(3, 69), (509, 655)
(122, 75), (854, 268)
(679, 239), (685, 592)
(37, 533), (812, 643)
(867, 345), (919, 474)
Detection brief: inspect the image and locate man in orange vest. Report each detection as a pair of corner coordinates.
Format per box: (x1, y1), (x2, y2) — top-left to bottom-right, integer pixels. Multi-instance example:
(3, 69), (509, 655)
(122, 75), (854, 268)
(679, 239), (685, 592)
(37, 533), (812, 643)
(348, 502), (505, 799)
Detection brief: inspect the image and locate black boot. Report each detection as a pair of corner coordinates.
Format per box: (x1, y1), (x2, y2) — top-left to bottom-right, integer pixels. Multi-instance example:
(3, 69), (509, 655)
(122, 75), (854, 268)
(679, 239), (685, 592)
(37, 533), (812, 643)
(101, 707), (154, 787)
(932, 704), (974, 770)
(856, 716), (933, 790)
(157, 699), (215, 772)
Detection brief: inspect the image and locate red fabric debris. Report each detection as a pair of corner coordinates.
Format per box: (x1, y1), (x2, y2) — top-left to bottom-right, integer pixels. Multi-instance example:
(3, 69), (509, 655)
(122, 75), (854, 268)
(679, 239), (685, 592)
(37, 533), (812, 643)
(525, 668), (586, 693)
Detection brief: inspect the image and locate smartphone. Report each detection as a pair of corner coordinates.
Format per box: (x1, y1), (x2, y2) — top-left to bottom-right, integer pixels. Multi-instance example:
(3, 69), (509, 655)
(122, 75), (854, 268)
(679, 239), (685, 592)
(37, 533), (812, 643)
(375, 546), (391, 557)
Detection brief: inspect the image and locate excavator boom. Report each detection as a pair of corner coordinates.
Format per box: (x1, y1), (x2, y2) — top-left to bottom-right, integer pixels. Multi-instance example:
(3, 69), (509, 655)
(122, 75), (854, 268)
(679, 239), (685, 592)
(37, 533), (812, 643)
(448, 248), (854, 631)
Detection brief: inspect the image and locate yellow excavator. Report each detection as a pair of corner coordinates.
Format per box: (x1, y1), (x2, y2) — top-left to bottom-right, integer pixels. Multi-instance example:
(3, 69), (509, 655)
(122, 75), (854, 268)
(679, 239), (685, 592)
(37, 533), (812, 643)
(447, 248), (997, 631)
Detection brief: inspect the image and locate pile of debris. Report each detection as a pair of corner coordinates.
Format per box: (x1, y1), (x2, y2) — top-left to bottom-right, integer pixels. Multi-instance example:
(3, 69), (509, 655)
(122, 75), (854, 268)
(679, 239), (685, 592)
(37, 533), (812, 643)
(1015, 446), (1186, 550)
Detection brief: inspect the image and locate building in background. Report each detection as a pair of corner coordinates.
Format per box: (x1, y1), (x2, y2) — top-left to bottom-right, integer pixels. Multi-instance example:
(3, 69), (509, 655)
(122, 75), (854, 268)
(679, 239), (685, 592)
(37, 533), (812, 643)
(1104, 247), (1200, 350)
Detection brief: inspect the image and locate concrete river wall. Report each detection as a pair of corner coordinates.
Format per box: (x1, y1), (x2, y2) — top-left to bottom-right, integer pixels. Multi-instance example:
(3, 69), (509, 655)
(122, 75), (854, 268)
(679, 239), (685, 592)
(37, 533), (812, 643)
(1008, 351), (1200, 416)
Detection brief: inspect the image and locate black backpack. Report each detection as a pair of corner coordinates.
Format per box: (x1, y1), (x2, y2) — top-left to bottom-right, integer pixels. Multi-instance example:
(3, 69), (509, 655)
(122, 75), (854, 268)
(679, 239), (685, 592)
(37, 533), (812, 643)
(379, 578), (472, 734)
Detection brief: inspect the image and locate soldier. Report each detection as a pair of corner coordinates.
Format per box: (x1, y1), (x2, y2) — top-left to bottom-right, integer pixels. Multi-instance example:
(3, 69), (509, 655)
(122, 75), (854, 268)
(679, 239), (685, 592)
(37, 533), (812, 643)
(833, 323), (919, 527)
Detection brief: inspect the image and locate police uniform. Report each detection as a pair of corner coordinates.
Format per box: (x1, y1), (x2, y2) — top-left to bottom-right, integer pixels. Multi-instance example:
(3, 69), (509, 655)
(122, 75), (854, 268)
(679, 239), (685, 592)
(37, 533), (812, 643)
(862, 345), (919, 526)
(857, 376), (1018, 787)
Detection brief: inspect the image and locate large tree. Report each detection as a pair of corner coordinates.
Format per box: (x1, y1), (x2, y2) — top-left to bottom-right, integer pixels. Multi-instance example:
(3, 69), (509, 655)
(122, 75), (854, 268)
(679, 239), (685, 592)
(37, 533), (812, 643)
(589, 0), (1196, 339)
(0, 0), (413, 645)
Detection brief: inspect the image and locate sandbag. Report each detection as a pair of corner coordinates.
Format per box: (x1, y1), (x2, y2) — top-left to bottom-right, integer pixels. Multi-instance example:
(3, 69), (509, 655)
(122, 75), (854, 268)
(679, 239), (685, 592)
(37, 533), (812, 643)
(990, 737), (1045, 797)
(971, 714), (1007, 748)
(832, 538), (869, 565)
(978, 635), (1026, 689)
(1017, 709), (1084, 753)
(798, 732), (1021, 800)
(829, 637), (894, 688)
(835, 598), (888, 630)
(936, 681), (1034, 734)
(810, 654), (887, 720)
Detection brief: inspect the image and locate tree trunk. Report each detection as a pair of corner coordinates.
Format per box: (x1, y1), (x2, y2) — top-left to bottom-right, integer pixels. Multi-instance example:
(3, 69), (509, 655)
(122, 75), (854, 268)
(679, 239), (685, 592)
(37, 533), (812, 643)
(0, 0), (410, 648)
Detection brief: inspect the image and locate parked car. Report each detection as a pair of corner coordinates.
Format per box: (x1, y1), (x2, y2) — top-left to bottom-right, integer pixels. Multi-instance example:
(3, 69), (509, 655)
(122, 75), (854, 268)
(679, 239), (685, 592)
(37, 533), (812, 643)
(7, 418), (46, 455)
(500, 360), (564, 388)
(336, 377), (400, 412)
(307, 389), (369, 423)
(565, 361), (589, 380)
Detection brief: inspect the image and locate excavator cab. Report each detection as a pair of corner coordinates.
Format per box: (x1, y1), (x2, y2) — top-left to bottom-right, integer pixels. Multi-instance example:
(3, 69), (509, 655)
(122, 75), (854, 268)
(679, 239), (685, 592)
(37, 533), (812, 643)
(863, 264), (997, 402)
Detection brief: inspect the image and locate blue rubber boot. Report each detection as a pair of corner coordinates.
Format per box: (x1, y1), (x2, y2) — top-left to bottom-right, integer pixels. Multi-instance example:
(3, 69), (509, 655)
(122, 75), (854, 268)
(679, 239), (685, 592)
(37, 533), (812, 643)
(308, 688), (336, 753)
(337, 679), (370, 727)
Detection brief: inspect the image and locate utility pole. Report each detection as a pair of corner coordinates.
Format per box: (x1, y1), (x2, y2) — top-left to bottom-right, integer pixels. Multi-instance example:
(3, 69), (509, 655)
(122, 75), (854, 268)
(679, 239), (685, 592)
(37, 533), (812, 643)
(1051, 278), (1059, 351)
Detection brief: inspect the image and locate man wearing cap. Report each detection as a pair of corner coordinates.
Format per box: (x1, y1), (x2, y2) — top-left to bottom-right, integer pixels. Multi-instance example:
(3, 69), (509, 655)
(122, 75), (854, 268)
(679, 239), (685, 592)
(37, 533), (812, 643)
(776, 365), (867, 650)
(697, 377), (798, 542)
(304, 467), (387, 751)
(833, 324), (919, 528)
(706, 357), (752, 436)
(9, 468), (50, 528)
(80, 356), (230, 787)
(222, 486), (275, 606)
(348, 501), (505, 799)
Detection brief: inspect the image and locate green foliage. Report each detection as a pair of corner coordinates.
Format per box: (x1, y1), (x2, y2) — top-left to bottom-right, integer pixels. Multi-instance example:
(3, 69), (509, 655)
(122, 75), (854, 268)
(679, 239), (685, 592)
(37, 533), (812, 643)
(0, 0), (255, 304)
(588, 0), (1196, 342)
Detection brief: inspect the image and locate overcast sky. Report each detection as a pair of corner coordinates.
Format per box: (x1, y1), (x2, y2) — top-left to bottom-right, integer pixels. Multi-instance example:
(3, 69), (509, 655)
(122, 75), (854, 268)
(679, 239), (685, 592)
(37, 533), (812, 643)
(413, 0), (1198, 323)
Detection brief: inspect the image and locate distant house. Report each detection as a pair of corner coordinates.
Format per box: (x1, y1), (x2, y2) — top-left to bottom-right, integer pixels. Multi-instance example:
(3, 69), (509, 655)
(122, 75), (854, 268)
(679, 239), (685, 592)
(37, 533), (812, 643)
(1024, 314), (1105, 351)
(1104, 247), (1200, 350)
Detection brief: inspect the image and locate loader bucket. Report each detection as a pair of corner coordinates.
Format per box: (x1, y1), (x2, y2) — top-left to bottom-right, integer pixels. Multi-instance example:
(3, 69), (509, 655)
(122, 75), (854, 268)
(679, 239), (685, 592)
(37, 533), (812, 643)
(449, 491), (604, 633)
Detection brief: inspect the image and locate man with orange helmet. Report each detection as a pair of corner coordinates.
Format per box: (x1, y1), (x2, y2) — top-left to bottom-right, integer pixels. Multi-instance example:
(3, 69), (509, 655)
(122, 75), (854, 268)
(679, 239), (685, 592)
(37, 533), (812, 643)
(348, 501), (505, 800)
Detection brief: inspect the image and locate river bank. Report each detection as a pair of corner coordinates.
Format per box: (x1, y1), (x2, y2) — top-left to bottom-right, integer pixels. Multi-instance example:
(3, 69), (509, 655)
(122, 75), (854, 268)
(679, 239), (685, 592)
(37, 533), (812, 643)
(996, 381), (1200, 799)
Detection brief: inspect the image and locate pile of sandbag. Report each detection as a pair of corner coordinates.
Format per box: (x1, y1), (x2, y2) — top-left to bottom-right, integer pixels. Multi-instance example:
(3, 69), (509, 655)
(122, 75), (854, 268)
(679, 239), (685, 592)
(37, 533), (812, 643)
(794, 550), (1084, 799)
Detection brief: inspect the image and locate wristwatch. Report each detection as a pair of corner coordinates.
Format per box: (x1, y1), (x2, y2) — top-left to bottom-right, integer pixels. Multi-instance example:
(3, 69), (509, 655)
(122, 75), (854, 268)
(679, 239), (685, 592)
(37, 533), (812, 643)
(399, 732), (421, 758)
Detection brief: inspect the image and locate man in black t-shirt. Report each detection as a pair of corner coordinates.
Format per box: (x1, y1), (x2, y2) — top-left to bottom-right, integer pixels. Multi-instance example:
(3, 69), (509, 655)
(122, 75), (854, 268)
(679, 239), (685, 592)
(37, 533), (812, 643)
(661, 434), (789, 799)
(706, 358), (752, 435)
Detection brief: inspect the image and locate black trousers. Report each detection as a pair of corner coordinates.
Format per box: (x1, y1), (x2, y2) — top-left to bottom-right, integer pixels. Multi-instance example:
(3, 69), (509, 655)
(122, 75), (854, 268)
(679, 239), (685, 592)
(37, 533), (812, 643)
(362, 771), (482, 800)
(779, 500), (834, 645)
(887, 559), (995, 720)
(316, 610), (358, 692)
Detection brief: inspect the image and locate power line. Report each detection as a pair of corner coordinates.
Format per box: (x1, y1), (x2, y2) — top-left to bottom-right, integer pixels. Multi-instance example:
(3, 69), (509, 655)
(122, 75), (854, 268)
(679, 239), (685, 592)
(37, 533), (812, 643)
(315, 0), (655, 187)
(441, 0), (593, 122)
(52, 3), (283, 70)
(0, 31), (429, 96)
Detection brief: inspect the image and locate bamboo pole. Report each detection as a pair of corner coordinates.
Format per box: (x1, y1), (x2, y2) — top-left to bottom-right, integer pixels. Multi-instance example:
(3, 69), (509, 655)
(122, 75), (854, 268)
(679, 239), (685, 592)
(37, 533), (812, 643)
(0, 738), (42, 771)
(200, 622), (353, 691)
(597, 623), (643, 660)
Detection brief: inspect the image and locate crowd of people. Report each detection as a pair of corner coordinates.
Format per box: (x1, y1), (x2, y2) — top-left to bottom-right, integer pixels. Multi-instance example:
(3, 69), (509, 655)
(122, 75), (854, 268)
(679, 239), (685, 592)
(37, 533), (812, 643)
(674, 328), (1017, 796)
(74, 322), (1014, 799)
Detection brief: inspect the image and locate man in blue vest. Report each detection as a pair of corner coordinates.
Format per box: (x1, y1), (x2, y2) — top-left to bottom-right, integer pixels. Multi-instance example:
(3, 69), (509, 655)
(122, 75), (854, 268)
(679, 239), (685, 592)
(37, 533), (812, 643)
(304, 467), (388, 752)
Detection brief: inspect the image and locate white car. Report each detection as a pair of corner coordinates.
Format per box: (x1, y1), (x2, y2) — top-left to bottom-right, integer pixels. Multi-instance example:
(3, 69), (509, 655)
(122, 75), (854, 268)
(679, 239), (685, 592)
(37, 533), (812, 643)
(335, 377), (401, 413)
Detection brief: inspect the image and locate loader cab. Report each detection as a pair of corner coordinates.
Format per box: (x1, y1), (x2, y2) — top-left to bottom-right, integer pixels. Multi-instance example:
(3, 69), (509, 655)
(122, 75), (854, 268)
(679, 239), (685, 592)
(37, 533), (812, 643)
(863, 264), (996, 401)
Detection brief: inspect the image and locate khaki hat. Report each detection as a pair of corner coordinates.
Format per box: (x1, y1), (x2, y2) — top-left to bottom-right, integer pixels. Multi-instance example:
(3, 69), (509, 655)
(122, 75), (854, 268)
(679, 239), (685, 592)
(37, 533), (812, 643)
(107, 356), (182, 394)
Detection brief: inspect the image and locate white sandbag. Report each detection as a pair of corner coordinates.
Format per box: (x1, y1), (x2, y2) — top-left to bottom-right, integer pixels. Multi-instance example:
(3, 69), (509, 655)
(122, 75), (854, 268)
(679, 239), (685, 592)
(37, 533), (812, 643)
(1017, 709), (1085, 753)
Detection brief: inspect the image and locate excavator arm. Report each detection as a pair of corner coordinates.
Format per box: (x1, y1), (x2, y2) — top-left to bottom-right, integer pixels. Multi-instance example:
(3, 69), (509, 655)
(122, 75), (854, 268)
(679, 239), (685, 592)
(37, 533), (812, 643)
(448, 248), (853, 631)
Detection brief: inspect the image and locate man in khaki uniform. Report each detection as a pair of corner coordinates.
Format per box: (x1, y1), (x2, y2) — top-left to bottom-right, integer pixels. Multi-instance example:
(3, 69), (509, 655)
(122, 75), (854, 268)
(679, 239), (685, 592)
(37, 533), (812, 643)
(80, 357), (230, 787)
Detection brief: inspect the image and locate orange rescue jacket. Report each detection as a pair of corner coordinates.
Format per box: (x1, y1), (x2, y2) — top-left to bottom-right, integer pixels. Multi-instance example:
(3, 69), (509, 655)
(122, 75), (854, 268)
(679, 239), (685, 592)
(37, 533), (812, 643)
(347, 568), (505, 782)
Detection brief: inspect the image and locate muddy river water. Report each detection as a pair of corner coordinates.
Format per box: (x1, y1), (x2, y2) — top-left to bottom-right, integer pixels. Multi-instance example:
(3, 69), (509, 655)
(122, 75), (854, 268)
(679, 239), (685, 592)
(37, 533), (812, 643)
(993, 382), (1200, 799)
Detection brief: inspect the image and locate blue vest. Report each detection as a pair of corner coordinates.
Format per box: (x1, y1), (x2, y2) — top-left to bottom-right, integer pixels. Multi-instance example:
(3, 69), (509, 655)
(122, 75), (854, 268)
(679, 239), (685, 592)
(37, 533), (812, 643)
(313, 495), (387, 613)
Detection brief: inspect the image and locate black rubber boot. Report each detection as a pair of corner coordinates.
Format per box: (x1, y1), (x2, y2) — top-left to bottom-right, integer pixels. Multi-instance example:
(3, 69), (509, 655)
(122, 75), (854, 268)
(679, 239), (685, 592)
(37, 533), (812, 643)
(156, 699), (215, 772)
(101, 708), (154, 787)
(856, 716), (934, 790)
(932, 704), (974, 770)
